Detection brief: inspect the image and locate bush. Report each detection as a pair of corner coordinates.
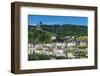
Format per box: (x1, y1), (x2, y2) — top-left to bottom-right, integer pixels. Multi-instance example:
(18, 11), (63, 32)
(73, 51), (87, 58)
(55, 56), (66, 59)
(28, 54), (51, 60)
(77, 46), (87, 49)
(80, 51), (87, 57)
(36, 48), (43, 51)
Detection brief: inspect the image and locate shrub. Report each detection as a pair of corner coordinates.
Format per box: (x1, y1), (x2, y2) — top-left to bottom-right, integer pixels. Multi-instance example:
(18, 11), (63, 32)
(28, 54), (51, 60)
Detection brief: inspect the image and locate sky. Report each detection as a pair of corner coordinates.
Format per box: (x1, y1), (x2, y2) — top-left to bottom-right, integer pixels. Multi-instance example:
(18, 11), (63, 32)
(28, 15), (88, 26)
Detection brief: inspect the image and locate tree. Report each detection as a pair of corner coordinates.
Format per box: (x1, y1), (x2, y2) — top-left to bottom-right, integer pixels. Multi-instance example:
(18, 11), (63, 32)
(76, 36), (87, 41)
(28, 27), (52, 44)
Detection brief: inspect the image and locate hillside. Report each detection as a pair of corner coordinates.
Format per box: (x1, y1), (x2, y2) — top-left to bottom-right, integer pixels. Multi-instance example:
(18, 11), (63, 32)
(28, 24), (87, 43)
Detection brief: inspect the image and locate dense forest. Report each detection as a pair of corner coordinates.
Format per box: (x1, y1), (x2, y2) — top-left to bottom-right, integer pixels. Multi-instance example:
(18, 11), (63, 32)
(28, 23), (87, 43)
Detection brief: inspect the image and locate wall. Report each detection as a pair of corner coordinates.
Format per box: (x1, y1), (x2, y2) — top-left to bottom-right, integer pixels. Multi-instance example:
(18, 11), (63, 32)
(0, 0), (100, 76)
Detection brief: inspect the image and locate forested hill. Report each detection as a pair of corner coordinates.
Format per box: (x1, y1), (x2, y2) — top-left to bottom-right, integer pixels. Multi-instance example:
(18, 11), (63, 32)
(28, 24), (87, 37)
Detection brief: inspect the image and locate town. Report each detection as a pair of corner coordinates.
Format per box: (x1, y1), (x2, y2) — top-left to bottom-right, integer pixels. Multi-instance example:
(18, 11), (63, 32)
(28, 35), (88, 60)
(28, 21), (88, 60)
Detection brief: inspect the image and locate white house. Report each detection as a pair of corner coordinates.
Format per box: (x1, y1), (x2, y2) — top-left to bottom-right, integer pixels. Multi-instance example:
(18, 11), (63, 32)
(67, 52), (75, 59)
(67, 42), (76, 47)
(55, 42), (66, 48)
(28, 48), (35, 55)
(46, 43), (53, 48)
(53, 48), (66, 57)
(28, 43), (34, 48)
(51, 36), (56, 40)
(80, 41), (87, 46)
(35, 44), (43, 48)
